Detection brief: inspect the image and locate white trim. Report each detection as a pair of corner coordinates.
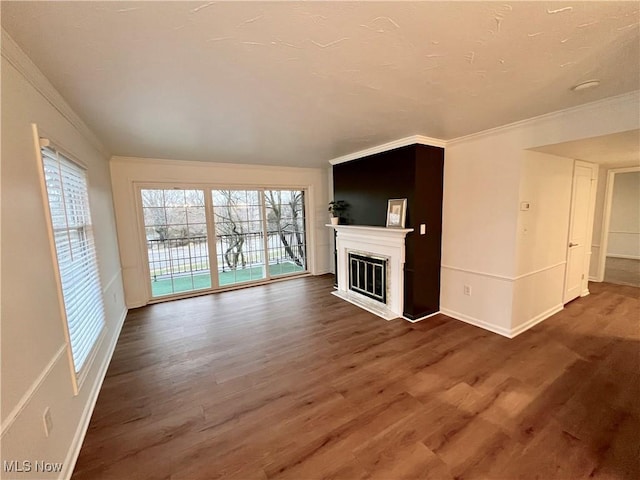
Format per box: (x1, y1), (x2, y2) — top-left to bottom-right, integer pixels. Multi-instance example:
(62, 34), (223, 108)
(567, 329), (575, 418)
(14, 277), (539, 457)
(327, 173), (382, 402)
(589, 276), (599, 282)
(439, 308), (511, 338)
(513, 261), (567, 281)
(32, 124), (80, 394)
(112, 155), (321, 172)
(598, 165), (640, 282)
(607, 253), (640, 260)
(510, 304), (564, 338)
(60, 306), (128, 480)
(441, 303), (564, 339)
(0, 344), (67, 437)
(402, 310), (441, 323)
(102, 269), (123, 294)
(446, 91), (640, 146)
(440, 264), (512, 281)
(146, 273), (312, 304)
(1, 29), (110, 159)
(328, 135), (446, 165)
(441, 262), (566, 282)
(581, 289), (591, 297)
(326, 224), (414, 236)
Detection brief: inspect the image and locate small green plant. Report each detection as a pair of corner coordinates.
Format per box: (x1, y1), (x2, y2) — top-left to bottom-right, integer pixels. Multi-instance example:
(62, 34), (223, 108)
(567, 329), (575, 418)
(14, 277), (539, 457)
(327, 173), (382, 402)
(328, 200), (347, 217)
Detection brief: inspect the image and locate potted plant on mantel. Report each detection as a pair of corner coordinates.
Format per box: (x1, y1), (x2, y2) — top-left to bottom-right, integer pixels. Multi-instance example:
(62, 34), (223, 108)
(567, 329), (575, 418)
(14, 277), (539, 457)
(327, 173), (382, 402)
(328, 200), (347, 225)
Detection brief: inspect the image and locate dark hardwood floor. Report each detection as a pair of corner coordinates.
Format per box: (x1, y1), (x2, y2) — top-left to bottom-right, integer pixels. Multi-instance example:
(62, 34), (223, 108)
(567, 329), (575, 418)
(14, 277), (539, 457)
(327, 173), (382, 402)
(72, 276), (639, 479)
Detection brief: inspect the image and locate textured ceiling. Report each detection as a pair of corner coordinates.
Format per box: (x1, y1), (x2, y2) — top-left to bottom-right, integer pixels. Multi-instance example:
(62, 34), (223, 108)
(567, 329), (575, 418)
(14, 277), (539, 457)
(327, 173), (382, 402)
(2, 1), (639, 167)
(533, 129), (640, 166)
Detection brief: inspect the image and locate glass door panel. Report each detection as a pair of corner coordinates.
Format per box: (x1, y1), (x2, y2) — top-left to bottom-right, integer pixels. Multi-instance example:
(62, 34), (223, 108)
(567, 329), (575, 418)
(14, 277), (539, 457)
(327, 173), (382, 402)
(212, 190), (266, 286)
(264, 190), (307, 276)
(141, 189), (211, 297)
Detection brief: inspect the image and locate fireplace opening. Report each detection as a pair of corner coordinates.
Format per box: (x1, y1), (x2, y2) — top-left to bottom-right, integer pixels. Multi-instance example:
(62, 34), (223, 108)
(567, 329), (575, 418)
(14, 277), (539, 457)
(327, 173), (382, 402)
(348, 252), (387, 304)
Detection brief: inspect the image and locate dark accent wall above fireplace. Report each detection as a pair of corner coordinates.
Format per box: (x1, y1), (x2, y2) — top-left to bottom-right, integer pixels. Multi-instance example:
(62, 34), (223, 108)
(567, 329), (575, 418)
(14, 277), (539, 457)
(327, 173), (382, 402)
(332, 144), (444, 319)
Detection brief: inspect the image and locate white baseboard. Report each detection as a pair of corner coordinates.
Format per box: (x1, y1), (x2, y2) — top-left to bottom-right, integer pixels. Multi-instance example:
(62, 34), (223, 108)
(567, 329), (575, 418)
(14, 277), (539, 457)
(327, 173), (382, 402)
(606, 254), (640, 260)
(402, 310), (441, 323)
(441, 303), (564, 339)
(588, 276), (599, 282)
(60, 306), (128, 480)
(440, 308), (511, 337)
(581, 289), (590, 297)
(509, 303), (564, 338)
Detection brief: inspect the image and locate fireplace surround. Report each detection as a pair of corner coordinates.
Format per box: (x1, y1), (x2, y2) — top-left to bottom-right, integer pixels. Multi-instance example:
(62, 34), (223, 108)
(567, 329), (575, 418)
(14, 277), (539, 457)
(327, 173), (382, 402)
(328, 224), (413, 320)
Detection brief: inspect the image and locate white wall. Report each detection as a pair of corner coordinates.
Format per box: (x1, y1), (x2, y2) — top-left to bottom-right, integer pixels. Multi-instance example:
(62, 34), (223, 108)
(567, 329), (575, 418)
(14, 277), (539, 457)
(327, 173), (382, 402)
(441, 91), (639, 337)
(607, 171), (640, 259)
(1, 34), (126, 479)
(512, 152), (574, 333)
(110, 157), (331, 308)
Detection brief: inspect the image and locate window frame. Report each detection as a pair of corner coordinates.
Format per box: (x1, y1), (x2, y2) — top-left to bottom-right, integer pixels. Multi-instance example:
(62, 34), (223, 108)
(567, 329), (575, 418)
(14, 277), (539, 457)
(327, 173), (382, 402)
(34, 126), (106, 394)
(134, 182), (312, 303)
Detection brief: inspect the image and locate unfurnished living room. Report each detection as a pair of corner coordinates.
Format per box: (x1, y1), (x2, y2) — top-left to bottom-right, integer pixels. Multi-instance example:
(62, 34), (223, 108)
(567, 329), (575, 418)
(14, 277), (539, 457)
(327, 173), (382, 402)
(1, 1), (639, 479)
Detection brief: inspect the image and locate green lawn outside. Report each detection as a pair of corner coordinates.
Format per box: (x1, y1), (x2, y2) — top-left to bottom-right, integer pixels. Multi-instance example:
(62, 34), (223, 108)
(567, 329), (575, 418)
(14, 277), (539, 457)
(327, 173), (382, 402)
(151, 262), (304, 297)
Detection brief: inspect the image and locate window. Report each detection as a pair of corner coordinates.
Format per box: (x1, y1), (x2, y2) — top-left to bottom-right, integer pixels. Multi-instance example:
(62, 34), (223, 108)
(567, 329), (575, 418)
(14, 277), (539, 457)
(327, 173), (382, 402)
(41, 145), (105, 380)
(139, 185), (309, 298)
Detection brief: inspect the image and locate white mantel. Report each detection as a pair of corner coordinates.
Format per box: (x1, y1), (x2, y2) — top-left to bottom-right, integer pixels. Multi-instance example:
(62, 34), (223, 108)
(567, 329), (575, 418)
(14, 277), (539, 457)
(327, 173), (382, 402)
(327, 224), (413, 320)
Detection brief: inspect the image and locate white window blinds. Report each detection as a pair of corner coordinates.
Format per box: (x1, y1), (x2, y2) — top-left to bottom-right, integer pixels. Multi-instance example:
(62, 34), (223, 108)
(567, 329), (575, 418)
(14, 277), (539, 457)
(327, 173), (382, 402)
(41, 146), (105, 374)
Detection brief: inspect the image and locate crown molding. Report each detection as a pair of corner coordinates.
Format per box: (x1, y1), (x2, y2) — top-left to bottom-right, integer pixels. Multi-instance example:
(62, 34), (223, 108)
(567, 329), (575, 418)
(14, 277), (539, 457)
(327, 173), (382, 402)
(328, 135), (446, 165)
(446, 90), (640, 146)
(110, 155), (324, 172)
(1, 29), (111, 159)
(328, 91), (639, 166)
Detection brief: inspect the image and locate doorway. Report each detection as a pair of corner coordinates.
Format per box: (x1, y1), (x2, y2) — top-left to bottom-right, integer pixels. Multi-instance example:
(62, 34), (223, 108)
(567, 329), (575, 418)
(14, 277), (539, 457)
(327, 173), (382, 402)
(599, 169), (640, 287)
(564, 160), (598, 304)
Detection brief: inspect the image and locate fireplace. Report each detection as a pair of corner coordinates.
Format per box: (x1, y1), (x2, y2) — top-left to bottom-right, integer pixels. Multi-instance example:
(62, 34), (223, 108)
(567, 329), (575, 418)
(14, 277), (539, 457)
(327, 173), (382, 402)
(327, 224), (413, 320)
(348, 252), (387, 304)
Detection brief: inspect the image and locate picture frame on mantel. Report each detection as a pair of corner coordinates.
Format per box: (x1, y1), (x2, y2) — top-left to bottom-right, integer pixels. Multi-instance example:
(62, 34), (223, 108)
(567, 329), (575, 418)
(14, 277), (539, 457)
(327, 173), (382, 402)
(386, 198), (407, 228)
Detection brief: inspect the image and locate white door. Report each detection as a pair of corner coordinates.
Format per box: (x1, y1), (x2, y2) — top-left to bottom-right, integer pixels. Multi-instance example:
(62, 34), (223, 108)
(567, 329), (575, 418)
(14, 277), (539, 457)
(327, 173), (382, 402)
(564, 163), (596, 303)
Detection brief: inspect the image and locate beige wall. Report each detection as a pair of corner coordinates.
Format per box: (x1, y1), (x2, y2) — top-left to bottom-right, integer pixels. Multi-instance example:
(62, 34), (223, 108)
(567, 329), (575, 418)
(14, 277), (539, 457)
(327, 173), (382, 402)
(512, 151), (575, 332)
(109, 157), (331, 308)
(1, 42), (126, 478)
(441, 92), (639, 337)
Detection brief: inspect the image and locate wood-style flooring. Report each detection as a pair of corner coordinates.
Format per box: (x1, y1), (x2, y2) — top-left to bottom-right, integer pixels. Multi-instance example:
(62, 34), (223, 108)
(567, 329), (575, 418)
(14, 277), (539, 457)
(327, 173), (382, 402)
(72, 276), (640, 479)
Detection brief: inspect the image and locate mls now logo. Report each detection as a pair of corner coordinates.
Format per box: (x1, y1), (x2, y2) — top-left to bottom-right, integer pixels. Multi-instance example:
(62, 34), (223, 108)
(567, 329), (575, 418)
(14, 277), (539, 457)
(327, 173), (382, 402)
(4, 460), (63, 473)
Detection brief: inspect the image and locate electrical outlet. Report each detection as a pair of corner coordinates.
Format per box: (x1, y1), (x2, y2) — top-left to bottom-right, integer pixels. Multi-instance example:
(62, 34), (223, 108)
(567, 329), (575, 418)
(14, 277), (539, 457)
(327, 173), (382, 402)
(463, 285), (472, 296)
(43, 407), (53, 437)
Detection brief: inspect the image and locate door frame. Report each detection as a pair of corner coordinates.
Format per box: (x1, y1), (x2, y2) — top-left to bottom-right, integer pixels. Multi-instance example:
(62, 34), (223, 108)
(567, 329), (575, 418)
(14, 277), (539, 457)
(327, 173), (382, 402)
(596, 165), (640, 282)
(563, 160), (598, 303)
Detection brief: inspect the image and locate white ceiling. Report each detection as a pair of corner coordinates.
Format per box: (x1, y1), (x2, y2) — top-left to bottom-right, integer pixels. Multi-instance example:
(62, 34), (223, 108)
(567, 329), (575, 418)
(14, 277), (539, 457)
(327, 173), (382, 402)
(532, 129), (640, 166)
(2, 1), (639, 167)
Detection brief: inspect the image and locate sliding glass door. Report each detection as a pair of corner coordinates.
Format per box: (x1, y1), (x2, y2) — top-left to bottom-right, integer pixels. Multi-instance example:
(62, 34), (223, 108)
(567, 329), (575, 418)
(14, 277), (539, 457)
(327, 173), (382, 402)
(212, 190), (266, 287)
(264, 190), (306, 276)
(140, 186), (308, 299)
(141, 189), (211, 297)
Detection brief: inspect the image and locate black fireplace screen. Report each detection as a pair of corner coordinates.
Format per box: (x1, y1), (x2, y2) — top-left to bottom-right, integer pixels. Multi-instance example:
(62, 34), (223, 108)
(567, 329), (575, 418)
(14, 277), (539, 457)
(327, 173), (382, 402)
(348, 253), (387, 303)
